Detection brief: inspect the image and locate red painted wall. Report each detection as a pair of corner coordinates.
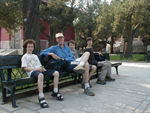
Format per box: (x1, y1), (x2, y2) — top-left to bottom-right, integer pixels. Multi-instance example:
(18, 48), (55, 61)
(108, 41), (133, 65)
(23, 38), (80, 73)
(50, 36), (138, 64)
(0, 21), (75, 49)
(0, 28), (11, 41)
(64, 26), (75, 41)
(40, 19), (50, 40)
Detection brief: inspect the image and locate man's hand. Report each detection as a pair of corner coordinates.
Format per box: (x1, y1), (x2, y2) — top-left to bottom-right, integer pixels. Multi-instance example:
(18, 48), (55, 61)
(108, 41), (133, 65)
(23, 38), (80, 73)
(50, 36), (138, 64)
(98, 52), (103, 56)
(48, 53), (61, 60)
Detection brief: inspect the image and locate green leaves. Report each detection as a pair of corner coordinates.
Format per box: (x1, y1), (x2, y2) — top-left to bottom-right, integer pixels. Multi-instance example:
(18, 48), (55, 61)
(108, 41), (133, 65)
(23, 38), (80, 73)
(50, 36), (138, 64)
(0, 0), (149, 45)
(40, 0), (74, 32)
(74, 0), (101, 38)
(95, 0), (150, 38)
(94, 1), (114, 41)
(0, 0), (23, 33)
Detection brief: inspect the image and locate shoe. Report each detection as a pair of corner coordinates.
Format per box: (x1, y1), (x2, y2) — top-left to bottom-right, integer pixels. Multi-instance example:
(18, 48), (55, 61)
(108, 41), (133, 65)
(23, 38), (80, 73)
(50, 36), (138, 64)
(96, 79), (106, 85)
(38, 97), (49, 108)
(84, 88), (95, 96)
(73, 65), (85, 74)
(51, 91), (64, 101)
(106, 77), (115, 81)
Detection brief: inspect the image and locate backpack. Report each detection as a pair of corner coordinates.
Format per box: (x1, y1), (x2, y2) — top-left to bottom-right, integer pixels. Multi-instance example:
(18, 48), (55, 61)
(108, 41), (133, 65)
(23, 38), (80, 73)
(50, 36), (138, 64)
(94, 53), (105, 61)
(40, 55), (67, 72)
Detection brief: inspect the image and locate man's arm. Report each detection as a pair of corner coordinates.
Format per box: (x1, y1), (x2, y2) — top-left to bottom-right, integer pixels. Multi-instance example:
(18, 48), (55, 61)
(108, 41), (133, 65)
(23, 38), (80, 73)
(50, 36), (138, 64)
(40, 46), (55, 56)
(64, 47), (75, 62)
(49, 53), (61, 60)
(96, 51), (103, 56)
(40, 46), (61, 60)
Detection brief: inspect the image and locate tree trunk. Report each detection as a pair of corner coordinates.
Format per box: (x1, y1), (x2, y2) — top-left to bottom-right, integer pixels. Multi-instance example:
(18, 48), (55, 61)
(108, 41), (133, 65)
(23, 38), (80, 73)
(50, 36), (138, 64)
(23, 0), (40, 54)
(49, 27), (56, 46)
(124, 13), (133, 58)
(110, 36), (114, 53)
(87, 27), (92, 37)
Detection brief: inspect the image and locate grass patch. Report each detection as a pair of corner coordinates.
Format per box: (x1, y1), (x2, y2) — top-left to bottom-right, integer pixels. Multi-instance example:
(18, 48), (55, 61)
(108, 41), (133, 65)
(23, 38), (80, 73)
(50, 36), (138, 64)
(110, 54), (146, 61)
(110, 54), (121, 60)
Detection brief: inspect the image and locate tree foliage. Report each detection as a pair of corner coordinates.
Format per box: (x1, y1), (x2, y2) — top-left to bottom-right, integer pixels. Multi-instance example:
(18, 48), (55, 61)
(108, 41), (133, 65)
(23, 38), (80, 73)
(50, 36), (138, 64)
(0, 0), (150, 55)
(94, 0), (150, 56)
(73, 0), (102, 48)
(94, 1), (113, 40)
(40, 0), (73, 31)
(0, 0), (22, 33)
(40, 0), (74, 45)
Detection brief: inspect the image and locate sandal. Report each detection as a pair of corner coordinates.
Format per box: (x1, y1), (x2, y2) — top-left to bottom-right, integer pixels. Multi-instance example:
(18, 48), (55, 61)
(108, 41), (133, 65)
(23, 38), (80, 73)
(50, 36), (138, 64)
(38, 97), (49, 108)
(51, 91), (64, 101)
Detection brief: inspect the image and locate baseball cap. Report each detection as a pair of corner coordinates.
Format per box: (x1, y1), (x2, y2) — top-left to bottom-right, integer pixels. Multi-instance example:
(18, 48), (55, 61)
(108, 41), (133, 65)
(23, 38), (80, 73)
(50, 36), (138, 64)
(55, 33), (64, 38)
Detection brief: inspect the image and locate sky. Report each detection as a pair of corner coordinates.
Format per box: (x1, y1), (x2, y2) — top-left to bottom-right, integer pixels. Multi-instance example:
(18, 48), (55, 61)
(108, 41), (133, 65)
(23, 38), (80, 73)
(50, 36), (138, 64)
(102, 0), (112, 4)
(66, 0), (112, 8)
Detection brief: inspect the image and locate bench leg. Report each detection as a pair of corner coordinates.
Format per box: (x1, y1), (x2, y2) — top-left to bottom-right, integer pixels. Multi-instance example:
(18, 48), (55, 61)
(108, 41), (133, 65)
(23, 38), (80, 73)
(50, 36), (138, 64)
(11, 87), (18, 108)
(96, 68), (99, 77)
(1, 87), (7, 104)
(115, 66), (119, 75)
(45, 80), (50, 92)
(78, 74), (82, 83)
(74, 74), (77, 84)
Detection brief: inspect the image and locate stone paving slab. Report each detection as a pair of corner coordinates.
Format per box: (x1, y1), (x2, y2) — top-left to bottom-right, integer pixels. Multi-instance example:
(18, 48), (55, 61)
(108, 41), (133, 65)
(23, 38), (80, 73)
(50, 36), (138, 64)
(0, 62), (150, 113)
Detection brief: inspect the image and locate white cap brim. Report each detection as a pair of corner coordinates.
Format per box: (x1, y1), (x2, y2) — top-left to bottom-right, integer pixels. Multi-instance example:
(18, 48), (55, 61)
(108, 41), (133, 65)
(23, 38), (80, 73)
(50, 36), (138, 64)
(55, 33), (64, 38)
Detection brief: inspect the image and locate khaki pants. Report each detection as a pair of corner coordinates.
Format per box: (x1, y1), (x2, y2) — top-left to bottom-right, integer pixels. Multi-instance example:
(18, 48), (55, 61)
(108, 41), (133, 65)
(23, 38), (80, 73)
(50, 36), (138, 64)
(97, 61), (112, 81)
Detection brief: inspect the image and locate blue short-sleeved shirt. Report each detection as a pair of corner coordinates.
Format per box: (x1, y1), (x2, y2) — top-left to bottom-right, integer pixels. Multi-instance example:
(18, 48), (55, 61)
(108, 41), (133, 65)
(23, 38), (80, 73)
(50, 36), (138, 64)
(40, 44), (75, 62)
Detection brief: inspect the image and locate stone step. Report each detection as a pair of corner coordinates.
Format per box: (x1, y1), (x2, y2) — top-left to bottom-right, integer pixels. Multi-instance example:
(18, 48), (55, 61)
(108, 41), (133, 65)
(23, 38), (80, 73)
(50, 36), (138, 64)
(0, 49), (18, 56)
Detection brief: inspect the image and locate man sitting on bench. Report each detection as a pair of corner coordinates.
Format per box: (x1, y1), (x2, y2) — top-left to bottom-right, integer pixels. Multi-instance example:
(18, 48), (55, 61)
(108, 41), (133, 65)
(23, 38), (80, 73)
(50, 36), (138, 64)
(85, 37), (115, 85)
(40, 33), (95, 96)
(21, 39), (63, 108)
(68, 40), (97, 88)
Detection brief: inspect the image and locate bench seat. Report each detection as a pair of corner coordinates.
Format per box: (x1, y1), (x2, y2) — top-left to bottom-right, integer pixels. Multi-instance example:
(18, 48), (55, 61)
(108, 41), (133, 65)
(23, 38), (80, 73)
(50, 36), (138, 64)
(96, 62), (122, 76)
(0, 55), (78, 108)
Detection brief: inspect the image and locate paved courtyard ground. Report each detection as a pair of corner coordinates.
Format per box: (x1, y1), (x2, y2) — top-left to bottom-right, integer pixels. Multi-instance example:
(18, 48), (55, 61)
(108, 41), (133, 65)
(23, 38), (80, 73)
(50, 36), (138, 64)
(0, 61), (150, 113)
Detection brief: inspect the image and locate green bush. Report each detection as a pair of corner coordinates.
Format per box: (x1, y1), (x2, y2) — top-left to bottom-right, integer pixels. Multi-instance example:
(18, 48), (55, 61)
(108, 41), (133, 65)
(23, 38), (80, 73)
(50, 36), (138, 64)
(110, 54), (146, 61)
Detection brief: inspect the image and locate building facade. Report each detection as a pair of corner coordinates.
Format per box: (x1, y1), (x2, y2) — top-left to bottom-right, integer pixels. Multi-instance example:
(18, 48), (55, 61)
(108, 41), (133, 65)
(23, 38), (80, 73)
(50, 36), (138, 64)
(0, 20), (75, 53)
